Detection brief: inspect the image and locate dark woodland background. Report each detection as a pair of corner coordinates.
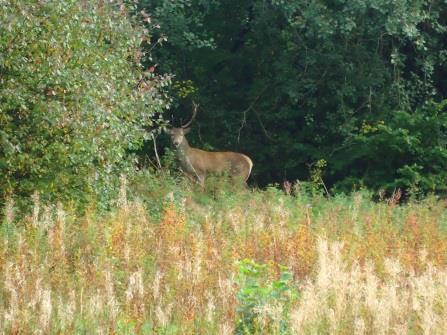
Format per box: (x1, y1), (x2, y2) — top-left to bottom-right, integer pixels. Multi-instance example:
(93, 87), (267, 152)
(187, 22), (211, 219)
(2, 0), (447, 206)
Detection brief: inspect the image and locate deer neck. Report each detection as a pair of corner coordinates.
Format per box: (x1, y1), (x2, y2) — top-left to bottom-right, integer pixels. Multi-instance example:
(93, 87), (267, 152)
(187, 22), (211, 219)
(176, 137), (198, 175)
(176, 137), (192, 161)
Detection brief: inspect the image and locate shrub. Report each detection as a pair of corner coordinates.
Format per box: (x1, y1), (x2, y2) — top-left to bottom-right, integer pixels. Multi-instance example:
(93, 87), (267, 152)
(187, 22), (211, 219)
(236, 259), (298, 334)
(0, 1), (170, 208)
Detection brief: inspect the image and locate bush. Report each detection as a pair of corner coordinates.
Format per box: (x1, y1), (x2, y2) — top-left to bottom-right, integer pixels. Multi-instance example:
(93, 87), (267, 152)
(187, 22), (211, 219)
(332, 100), (447, 196)
(236, 259), (298, 334)
(0, 1), (170, 208)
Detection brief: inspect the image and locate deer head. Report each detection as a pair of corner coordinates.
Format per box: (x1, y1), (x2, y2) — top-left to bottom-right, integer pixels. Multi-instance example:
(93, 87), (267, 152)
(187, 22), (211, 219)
(167, 102), (197, 148)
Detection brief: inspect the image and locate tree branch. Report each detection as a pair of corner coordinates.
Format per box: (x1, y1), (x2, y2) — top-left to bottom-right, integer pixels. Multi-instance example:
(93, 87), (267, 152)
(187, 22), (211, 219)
(237, 86), (270, 143)
(151, 133), (162, 169)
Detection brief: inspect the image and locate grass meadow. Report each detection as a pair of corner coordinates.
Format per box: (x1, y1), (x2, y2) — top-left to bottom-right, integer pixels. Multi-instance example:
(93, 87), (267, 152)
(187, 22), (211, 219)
(1, 173), (447, 334)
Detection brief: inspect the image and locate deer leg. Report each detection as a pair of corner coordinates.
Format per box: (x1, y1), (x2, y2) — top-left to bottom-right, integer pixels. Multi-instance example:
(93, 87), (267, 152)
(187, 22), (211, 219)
(183, 171), (205, 187)
(183, 172), (196, 183)
(197, 174), (205, 187)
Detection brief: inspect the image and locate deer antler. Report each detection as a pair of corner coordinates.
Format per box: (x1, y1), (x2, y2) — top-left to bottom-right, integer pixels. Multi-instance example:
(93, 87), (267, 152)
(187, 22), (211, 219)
(181, 101), (198, 129)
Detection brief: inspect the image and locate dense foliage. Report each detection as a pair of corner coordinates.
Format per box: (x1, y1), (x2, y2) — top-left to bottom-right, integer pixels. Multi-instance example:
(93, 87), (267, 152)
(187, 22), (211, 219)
(142, 0), (447, 194)
(2, 0), (447, 207)
(0, 1), (169, 206)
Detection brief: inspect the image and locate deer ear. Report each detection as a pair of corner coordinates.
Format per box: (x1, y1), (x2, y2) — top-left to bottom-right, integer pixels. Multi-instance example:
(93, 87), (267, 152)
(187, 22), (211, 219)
(165, 128), (172, 135)
(183, 127), (191, 134)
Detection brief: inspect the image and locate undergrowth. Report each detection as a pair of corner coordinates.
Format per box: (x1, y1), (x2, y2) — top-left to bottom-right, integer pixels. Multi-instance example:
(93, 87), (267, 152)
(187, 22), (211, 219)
(1, 173), (447, 333)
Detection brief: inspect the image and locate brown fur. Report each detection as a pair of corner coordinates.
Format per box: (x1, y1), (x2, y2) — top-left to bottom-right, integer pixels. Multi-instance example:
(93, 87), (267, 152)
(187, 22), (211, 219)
(169, 128), (253, 185)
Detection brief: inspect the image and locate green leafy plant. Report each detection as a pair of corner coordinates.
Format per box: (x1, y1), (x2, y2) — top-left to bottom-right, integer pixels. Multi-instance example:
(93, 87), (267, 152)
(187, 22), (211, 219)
(235, 259), (299, 334)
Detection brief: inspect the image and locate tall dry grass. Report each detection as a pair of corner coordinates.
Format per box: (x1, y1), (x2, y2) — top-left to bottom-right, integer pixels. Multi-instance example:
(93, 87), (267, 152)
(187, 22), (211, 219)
(290, 238), (447, 334)
(1, 182), (447, 333)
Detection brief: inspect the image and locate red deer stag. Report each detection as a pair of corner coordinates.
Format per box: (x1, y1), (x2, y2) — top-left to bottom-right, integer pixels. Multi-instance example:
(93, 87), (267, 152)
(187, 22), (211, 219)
(168, 103), (253, 185)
